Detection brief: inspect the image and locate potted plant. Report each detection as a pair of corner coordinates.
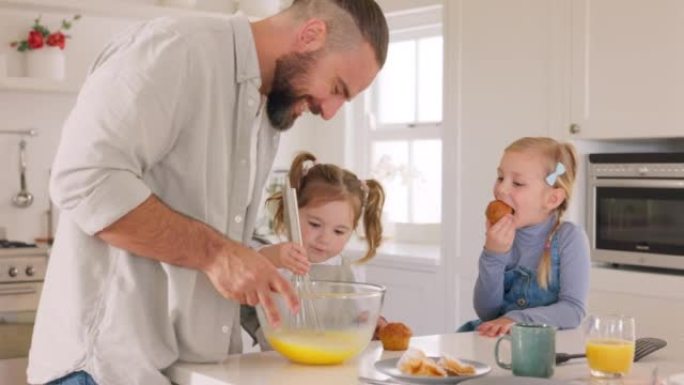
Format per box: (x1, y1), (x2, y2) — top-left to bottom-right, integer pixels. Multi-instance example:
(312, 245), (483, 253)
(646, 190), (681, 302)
(9, 14), (81, 80)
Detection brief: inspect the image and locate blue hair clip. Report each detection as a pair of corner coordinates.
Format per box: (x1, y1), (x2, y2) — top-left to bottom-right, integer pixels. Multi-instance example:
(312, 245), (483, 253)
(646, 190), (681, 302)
(545, 162), (566, 186)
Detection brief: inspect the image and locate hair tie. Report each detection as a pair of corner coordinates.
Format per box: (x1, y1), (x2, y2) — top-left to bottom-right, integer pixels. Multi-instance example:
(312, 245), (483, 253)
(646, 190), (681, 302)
(302, 160), (316, 177)
(545, 162), (566, 186)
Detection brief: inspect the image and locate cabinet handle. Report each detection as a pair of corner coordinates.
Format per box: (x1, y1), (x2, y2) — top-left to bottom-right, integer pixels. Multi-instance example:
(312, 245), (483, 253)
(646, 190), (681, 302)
(0, 286), (36, 296)
(569, 123), (581, 134)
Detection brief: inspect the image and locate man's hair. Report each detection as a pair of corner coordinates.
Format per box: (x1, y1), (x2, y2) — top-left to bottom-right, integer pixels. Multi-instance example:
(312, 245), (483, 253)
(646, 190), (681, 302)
(288, 0), (389, 67)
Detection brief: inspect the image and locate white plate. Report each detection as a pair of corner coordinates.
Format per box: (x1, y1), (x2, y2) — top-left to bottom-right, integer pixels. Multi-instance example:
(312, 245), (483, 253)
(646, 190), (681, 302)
(374, 357), (491, 384)
(460, 377), (573, 385)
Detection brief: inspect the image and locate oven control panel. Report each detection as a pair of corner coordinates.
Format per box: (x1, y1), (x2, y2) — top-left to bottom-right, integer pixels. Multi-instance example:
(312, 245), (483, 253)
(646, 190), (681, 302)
(0, 251), (48, 283)
(590, 163), (684, 179)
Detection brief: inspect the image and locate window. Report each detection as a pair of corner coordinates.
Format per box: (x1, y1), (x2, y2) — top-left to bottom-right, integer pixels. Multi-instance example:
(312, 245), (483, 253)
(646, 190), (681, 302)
(350, 7), (443, 243)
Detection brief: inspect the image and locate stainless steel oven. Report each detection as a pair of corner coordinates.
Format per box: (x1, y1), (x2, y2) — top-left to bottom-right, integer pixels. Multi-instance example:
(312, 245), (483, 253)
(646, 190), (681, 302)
(587, 153), (684, 271)
(0, 244), (48, 385)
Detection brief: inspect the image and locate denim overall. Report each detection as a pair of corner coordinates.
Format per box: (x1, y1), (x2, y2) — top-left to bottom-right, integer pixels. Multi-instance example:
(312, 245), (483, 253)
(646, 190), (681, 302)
(457, 235), (561, 332)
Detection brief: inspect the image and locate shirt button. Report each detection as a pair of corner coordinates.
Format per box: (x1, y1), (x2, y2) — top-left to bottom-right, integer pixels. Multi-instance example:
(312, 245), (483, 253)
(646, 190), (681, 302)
(221, 325), (229, 334)
(247, 99), (255, 107)
(234, 215), (243, 223)
(516, 298), (527, 307)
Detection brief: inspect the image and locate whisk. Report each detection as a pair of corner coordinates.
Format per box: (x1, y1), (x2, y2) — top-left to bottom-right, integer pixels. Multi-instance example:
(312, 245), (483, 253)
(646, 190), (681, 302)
(283, 181), (321, 331)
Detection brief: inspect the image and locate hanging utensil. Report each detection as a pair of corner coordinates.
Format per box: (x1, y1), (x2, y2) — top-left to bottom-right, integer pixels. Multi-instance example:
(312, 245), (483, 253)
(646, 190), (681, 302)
(12, 138), (34, 208)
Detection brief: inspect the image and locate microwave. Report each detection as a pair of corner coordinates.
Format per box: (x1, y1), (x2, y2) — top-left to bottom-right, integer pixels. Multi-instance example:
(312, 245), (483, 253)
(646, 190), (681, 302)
(587, 153), (684, 271)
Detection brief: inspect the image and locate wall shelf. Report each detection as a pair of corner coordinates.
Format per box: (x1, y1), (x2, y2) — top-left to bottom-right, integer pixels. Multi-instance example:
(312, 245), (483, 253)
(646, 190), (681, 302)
(0, 0), (225, 20)
(0, 77), (79, 93)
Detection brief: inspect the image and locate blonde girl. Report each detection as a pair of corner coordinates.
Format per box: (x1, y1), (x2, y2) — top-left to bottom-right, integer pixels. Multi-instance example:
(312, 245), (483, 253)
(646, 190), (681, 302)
(461, 137), (590, 337)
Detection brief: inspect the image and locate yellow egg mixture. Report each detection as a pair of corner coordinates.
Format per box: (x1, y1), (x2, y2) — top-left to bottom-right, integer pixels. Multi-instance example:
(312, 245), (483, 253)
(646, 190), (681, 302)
(267, 329), (370, 365)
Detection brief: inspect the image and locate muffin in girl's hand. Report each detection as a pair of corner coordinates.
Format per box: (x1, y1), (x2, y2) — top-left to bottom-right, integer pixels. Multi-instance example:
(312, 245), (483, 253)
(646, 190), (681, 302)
(485, 200), (513, 224)
(378, 322), (413, 351)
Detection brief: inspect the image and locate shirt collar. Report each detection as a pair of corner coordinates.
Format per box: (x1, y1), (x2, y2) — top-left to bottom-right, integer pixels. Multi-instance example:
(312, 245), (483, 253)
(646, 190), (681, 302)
(231, 15), (262, 86)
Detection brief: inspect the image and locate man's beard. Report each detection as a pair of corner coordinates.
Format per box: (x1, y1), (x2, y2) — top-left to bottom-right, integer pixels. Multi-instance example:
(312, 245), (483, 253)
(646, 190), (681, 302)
(267, 51), (319, 131)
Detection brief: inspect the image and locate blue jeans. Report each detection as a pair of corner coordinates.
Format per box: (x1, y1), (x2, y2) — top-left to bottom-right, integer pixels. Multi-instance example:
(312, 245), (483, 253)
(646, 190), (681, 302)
(47, 371), (97, 385)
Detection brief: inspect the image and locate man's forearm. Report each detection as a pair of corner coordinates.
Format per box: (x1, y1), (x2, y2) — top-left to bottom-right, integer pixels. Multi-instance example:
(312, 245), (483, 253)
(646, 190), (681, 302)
(96, 194), (230, 271)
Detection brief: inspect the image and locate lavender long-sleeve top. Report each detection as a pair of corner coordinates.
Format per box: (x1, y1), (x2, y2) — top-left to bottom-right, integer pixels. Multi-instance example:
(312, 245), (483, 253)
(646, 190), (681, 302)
(473, 215), (591, 329)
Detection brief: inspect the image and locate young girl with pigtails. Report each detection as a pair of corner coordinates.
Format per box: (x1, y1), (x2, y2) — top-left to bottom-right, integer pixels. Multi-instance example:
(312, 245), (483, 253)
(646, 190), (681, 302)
(459, 137), (591, 337)
(259, 151), (386, 281)
(242, 151), (389, 349)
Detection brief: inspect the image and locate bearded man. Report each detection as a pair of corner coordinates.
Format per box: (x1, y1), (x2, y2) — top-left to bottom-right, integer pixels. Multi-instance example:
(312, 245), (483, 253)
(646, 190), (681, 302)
(27, 1), (388, 384)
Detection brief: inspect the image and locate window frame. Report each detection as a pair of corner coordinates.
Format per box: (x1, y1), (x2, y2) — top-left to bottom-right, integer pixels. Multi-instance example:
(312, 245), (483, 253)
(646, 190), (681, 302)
(349, 6), (443, 244)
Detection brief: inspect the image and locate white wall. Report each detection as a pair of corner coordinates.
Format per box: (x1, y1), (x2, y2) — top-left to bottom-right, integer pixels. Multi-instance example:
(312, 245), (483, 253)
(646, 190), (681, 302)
(0, 11), (138, 242)
(376, 0), (441, 13)
(272, 111), (346, 171)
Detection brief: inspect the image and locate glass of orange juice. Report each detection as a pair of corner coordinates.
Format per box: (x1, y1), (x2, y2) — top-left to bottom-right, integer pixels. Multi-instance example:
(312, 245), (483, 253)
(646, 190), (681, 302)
(585, 314), (636, 378)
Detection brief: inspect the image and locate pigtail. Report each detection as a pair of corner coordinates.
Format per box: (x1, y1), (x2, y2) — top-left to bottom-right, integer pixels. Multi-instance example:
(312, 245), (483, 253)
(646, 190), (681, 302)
(267, 151), (317, 235)
(537, 215), (561, 289)
(289, 152), (317, 192)
(536, 140), (578, 288)
(356, 179), (385, 264)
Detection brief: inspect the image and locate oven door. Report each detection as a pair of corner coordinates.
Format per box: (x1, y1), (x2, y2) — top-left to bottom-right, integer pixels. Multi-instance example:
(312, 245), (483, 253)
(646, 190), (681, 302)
(0, 282), (42, 384)
(587, 178), (684, 270)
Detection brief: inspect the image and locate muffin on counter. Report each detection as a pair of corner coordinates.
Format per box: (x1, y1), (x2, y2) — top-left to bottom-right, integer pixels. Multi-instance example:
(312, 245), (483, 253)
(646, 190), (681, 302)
(378, 322), (413, 351)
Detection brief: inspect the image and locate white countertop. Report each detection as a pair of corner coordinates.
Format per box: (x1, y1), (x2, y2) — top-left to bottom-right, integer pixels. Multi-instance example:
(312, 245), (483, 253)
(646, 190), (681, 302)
(167, 330), (684, 385)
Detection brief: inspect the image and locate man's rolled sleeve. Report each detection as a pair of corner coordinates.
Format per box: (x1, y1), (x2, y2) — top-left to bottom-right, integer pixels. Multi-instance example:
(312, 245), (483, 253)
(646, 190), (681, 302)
(69, 172), (152, 235)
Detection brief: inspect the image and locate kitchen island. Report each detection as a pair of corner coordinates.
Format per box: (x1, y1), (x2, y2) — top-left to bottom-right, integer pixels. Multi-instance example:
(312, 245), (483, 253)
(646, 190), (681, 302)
(167, 329), (683, 385)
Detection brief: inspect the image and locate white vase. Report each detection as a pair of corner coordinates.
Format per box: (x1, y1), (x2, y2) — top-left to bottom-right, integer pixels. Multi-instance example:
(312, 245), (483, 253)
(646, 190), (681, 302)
(25, 47), (65, 80)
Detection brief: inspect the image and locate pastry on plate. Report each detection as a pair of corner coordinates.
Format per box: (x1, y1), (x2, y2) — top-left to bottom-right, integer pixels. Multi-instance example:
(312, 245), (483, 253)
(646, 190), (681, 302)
(397, 348), (426, 374)
(397, 348), (447, 378)
(485, 199), (513, 224)
(438, 354), (476, 376)
(378, 322), (412, 351)
(414, 357), (447, 377)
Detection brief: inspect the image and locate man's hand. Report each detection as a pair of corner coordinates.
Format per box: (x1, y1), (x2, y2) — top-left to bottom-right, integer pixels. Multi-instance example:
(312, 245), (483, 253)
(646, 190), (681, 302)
(202, 242), (300, 327)
(484, 214), (515, 254)
(476, 316), (516, 337)
(260, 242), (310, 275)
(94, 196), (299, 326)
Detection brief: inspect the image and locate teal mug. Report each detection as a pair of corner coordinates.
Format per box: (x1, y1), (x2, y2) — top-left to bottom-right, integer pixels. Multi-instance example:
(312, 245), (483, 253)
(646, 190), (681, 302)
(495, 323), (556, 378)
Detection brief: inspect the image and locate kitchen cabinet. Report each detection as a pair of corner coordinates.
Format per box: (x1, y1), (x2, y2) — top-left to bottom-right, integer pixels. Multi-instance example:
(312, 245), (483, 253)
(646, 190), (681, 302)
(346, 241), (444, 335)
(563, 0), (684, 140)
(588, 266), (684, 355)
(364, 254), (443, 335)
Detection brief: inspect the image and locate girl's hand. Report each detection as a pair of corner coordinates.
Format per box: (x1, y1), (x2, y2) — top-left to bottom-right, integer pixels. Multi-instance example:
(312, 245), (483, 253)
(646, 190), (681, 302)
(484, 214), (515, 254)
(373, 315), (389, 340)
(476, 316), (516, 337)
(259, 243), (310, 275)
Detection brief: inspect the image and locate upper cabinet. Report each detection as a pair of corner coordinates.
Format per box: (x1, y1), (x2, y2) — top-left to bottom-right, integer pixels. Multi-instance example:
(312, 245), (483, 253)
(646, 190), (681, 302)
(565, 0), (684, 139)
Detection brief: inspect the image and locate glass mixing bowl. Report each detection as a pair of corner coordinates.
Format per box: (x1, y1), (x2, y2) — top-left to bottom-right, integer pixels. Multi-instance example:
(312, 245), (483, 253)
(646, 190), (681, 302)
(256, 280), (386, 365)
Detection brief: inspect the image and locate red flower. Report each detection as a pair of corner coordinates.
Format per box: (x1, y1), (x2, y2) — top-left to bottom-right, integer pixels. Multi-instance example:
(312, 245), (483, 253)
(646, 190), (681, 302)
(46, 32), (66, 50)
(27, 30), (44, 49)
